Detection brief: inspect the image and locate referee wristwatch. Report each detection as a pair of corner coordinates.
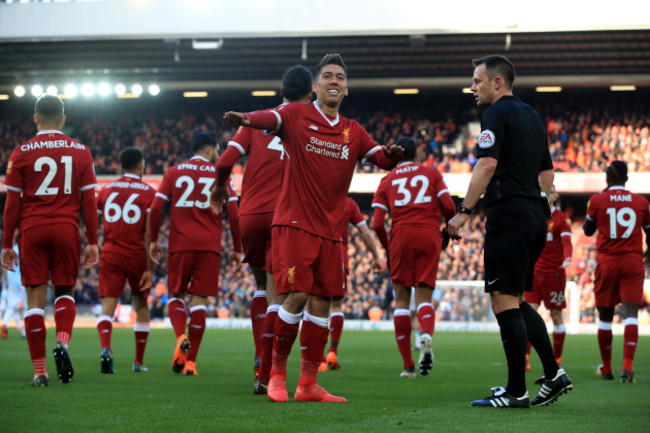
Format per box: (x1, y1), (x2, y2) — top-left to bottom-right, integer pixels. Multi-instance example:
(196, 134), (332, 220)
(458, 201), (472, 215)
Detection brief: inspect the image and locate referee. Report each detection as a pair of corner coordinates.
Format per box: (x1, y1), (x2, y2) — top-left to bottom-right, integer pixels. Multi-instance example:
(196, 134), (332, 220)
(448, 55), (573, 408)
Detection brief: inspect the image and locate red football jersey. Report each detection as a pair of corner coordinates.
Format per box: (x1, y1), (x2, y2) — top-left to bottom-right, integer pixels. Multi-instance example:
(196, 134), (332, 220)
(586, 186), (650, 257)
(97, 174), (156, 258)
(4, 130), (97, 232)
(228, 125), (283, 216)
(535, 207), (572, 273)
(371, 162), (451, 230)
(342, 196), (366, 269)
(268, 101), (383, 241)
(156, 156), (237, 254)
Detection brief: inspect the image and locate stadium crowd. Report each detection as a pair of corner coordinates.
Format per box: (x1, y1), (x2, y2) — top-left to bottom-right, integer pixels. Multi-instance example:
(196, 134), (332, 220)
(1, 90), (649, 177)
(1, 90), (648, 324)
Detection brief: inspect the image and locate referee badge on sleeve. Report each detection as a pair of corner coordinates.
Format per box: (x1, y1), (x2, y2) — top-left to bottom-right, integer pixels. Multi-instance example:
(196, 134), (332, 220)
(477, 130), (495, 149)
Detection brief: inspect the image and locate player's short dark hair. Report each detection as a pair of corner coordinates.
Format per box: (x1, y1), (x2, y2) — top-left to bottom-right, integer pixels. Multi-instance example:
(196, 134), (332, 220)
(34, 94), (64, 124)
(119, 147), (144, 171)
(606, 160), (628, 185)
(472, 55), (516, 89)
(314, 53), (348, 79)
(193, 130), (217, 153)
(281, 65), (314, 102)
(396, 136), (417, 161)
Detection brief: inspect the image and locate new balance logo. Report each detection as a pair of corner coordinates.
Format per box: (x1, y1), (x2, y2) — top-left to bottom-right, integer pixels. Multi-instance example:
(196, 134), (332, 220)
(308, 125), (318, 131)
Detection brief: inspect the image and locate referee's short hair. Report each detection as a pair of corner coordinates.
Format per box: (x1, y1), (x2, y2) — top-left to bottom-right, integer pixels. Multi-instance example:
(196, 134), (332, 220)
(193, 130), (217, 153)
(119, 147), (144, 171)
(472, 55), (516, 89)
(281, 65), (313, 102)
(35, 94), (64, 125)
(396, 136), (417, 161)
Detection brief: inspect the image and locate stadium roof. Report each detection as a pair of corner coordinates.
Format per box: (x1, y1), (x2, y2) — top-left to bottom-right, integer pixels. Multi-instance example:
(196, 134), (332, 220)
(2, 30), (650, 93)
(1, 1), (649, 92)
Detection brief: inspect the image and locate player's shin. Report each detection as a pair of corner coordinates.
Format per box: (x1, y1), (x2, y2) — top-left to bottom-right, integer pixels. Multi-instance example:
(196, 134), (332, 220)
(54, 295), (76, 346)
(298, 313), (329, 385)
(271, 307), (301, 376)
(259, 305), (280, 383)
(25, 309), (47, 377)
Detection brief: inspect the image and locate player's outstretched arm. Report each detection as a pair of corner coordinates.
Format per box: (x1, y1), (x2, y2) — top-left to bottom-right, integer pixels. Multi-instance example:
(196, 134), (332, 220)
(223, 112), (250, 127)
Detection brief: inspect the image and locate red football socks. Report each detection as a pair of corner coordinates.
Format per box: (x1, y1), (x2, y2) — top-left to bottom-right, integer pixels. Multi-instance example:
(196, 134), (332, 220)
(597, 324), (613, 373)
(167, 298), (188, 338)
(622, 319), (638, 372)
(417, 303), (436, 336)
(25, 309), (47, 376)
(393, 310), (414, 369)
(187, 306), (206, 362)
(299, 316), (329, 381)
(250, 293), (268, 360)
(54, 296), (76, 345)
(134, 322), (150, 365)
(328, 313), (344, 354)
(271, 313), (300, 375)
(96, 315), (113, 350)
(259, 307), (279, 383)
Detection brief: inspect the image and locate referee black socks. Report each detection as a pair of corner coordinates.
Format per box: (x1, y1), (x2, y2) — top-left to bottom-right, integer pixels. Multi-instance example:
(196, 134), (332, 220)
(496, 308), (528, 397)
(520, 301), (559, 379)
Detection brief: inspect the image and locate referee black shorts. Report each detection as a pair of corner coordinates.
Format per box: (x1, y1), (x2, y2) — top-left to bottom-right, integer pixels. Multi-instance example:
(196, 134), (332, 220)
(483, 197), (547, 295)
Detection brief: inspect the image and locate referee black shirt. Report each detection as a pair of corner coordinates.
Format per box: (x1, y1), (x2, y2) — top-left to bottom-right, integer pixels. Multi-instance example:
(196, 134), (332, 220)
(475, 95), (553, 205)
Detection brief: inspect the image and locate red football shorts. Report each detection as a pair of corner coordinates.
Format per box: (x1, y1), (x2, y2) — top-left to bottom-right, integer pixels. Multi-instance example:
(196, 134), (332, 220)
(19, 223), (80, 287)
(98, 250), (150, 299)
(594, 254), (645, 307)
(272, 226), (344, 298)
(525, 271), (567, 310)
(239, 212), (273, 272)
(388, 226), (441, 289)
(167, 251), (221, 297)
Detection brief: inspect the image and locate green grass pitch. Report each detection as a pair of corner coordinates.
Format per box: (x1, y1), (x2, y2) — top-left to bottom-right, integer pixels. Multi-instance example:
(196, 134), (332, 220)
(1, 328), (649, 432)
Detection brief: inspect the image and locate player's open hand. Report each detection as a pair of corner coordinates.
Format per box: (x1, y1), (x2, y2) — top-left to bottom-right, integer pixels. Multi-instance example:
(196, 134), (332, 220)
(82, 244), (99, 269)
(223, 112), (249, 127)
(447, 213), (469, 240)
(1, 248), (17, 272)
(210, 184), (230, 215)
(139, 270), (153, 290)
(149, 242), (163, 265)
(561, 257), (572, 268)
